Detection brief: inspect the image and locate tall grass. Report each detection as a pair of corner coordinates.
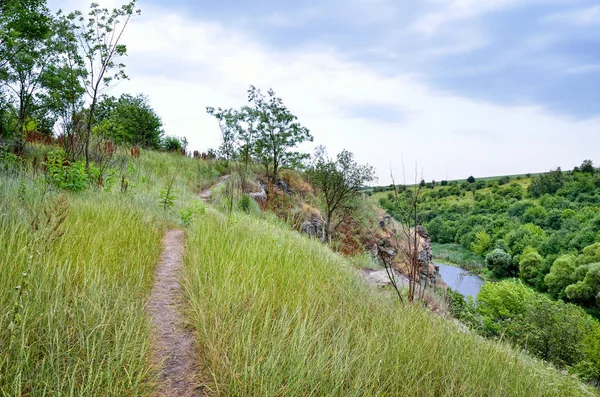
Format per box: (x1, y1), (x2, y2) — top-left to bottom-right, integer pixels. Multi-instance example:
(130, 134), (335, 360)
(183, 210), (596, 396)
(432, 243), (485, 272)
(0, 149), (219, 396)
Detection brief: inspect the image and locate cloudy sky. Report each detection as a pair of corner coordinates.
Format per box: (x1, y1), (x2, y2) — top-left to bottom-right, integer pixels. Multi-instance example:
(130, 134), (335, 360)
(49, 0), (600, 184)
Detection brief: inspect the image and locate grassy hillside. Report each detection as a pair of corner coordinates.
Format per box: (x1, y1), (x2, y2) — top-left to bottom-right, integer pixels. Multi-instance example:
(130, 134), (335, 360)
(182, 209), (595, 396)
(0, 147), (217, 395)
(1, 147), (598, 396)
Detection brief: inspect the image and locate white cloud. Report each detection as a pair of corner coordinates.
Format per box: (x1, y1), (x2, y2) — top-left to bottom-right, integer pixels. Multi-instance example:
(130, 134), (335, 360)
(48, 0), (600, 183)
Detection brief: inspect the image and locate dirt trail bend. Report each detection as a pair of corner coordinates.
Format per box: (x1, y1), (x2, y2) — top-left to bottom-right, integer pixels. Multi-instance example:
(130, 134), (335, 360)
(147, 229), (202, 397)
(198, 175), (230, 201)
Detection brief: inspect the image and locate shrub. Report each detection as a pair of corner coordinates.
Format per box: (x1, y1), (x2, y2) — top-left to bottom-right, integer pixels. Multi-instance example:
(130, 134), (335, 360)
(44, 150), (88, 192)
(545, 254), (578, 299)
(471, 230), (491, 256)
(485, 248), (514, 277)
(519, 250), (543, 286)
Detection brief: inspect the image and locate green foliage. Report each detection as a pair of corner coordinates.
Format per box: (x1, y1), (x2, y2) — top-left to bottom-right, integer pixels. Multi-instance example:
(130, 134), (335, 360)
(485, 248), (514, 278)
(44, 150), (88, 191)
(162, 135), (188, 153)
(178, 200), (205, 227)
(473, 280), (600, 380)
(519, 250), (543, 286)
(545, 254), (578, 300)
(238, 193), (251, 213)
(159, 184), (177, 210)
(95, 94), (164, 149)
(307, 147), (376, 241)
(467, 175), (476, 183)
(529, 167), (564, 198)
(471, 230), (491, 256)
(566, 264), (600, 307)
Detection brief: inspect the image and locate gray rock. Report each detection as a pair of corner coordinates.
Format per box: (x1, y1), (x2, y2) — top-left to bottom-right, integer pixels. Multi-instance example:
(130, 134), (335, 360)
(360, 269), (409, 288)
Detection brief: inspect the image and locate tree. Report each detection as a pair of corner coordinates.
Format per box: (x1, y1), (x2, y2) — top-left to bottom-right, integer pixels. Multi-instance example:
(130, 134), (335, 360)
(71, 1), (140, 168)
(0, 0), (54, 147)
(95, 93), (163, 149)
(519, 250), (543, 286)
(471, 230), (492, 256)
(206, 106), (241, 165)
(38, 13), (86, 159)
(308, 147), (376, 242)
(485, 248), (514, 278)
(580, 159), (595, 174)
(566, 263), (600, 307)
(162, 135), (187, 153)
(467, 176), (476, 183)
(246, 86), (312, 183)
(545, 254), (578, 299)
(529, 167), (564, 198)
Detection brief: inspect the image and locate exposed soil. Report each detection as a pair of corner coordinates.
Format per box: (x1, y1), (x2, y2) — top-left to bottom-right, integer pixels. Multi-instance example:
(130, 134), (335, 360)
(147, 229), (202, 397)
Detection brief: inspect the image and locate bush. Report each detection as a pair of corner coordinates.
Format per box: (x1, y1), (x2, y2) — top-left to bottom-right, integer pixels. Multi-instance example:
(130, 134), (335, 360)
(519, 250), (543, 286)
(485, 248), (514, 277)
(476, 280), (599, 375)
(44, 150), (88, 192)
(545, 254), (578, 300)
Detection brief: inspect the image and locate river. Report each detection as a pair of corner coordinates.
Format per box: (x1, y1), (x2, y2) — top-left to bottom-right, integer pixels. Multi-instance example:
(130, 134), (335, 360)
(436, 263), (485, 299)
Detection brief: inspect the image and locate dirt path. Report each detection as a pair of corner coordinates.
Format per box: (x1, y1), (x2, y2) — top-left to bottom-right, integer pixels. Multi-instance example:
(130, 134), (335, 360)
(147, 229), (202, 397)
(198, 175), (230, 201)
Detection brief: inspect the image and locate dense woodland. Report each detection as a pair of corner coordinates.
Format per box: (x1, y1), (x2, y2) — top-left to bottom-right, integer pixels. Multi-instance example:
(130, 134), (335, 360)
(376, 164), (600, 382)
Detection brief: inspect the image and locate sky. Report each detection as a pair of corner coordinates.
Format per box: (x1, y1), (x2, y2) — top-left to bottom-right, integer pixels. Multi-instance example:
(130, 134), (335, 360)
(48, 0), (600, 184)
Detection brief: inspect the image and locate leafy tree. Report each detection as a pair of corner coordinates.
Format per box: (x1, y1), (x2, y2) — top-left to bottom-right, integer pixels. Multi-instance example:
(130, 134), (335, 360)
(0, 0), (54, 145)
(308, 147), (376, 242)
(206, 106), (241, 165)
(519, 249), (543, 286)
(580, 159), (595, 174)
(485, 248), (514, 277)
(467, 176), (476, 183)
(578, 242), (600, 265)
(529, 167), (564, 198)
(504, 223), (546, 259)
(440, 180), (448, 186)
(566, 263), (600, 307)
(71, 1), (140, 168)
(95, 94), (163, 148)
(419, 179), (425, 187)
(162, 135), (187, 153)
(545, 254), (578, 300)
(246, 86), (312, 182)
(471, 230), (491, 256)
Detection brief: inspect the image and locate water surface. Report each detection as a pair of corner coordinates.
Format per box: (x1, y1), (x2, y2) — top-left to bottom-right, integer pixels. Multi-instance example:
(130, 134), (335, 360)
(436, 263), (485, 299)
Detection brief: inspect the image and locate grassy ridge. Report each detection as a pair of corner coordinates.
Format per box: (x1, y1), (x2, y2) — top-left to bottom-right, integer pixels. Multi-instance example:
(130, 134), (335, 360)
(183, 210), (595, 396)
(0, 149), (217, 396)
(0, 182), (162, 395)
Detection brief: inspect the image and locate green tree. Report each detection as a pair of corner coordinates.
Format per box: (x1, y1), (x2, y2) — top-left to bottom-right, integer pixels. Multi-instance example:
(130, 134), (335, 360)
(519, 249), (543, 286)
(0, 0), (54, 145)
(71, 1), (140, 168)
(206, 106), (242, 165)
(565, 263), (600, 307)
(471, 230), (491, 256)
(308, 147), (376, 242)
(485, 248), (514, 278)
(246, 86), (312, 183)
(545, 254), (578, 300)
(467, 176), (476, 183)
(95, 94), (163, 149)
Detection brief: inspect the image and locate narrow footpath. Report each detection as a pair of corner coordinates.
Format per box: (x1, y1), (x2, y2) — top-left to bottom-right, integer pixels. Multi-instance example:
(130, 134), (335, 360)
(147, 229), (202, 397)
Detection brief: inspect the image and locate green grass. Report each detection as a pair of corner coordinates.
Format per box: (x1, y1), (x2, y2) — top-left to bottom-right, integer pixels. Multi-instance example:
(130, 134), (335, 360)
(432, 243), (485, 273)
(182, 210), (596, 396)
(0, 148), (219, 396)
